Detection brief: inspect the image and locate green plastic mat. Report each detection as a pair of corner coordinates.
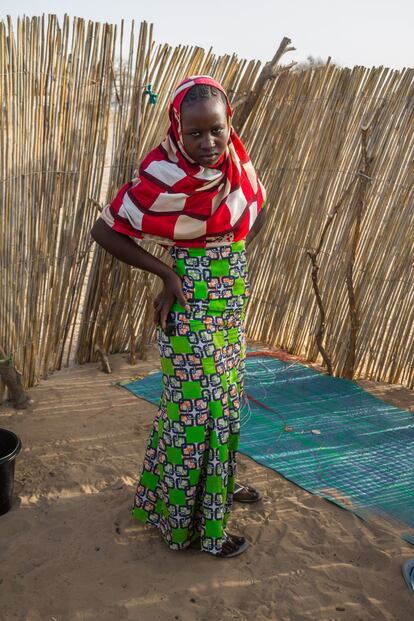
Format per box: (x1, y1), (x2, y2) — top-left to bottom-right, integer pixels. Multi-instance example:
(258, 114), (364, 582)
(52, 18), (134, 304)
(121, 354), (414, 537)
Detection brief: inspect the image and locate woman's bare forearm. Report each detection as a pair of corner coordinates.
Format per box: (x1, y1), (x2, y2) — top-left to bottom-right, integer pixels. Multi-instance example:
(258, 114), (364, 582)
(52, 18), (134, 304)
(90, 219), (173, 281)
(91, 220), (189, 320)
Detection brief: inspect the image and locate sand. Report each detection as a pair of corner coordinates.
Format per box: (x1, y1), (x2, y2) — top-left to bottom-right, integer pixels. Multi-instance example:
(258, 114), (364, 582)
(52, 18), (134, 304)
(1, 347), (414, 621)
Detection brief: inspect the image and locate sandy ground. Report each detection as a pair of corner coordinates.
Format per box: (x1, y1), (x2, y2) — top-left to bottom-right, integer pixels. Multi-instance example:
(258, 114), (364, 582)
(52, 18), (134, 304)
(1, 347), (414, 621)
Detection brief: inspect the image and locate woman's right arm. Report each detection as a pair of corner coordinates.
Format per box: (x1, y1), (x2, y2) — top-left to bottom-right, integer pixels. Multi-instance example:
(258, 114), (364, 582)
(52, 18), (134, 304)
(90, 219), (189, 330)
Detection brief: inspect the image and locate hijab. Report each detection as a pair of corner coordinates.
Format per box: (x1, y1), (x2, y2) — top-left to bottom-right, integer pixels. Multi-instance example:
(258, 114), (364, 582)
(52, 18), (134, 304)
(101, 75), (266, 247)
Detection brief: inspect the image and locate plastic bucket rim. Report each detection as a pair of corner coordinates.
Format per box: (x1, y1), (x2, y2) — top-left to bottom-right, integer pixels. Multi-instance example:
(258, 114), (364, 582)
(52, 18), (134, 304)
(0, 428), (22, 466)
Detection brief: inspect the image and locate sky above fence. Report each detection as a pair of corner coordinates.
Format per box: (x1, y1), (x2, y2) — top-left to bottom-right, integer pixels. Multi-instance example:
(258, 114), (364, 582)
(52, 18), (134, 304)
(2, 0), (413, 69)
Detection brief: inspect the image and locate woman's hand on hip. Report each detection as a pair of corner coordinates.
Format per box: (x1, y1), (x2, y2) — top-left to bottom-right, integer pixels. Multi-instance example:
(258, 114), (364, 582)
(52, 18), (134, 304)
(153, 272), (190, 332)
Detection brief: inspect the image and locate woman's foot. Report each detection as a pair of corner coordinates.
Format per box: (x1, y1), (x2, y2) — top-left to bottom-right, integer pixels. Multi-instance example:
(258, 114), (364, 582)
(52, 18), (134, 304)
(192, 532), (250, 557)
(233, 483), (262, 503)
(216, 532), (250, 558)
(225, 532), (246, 546)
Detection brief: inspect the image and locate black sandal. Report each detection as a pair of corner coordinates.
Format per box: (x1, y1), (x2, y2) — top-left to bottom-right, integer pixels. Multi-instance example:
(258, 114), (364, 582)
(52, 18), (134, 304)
(233, 483), (263, 503)
(192, 532), (250, 557)
(216, 532), (250, 558)
(226, 532), (246, 546)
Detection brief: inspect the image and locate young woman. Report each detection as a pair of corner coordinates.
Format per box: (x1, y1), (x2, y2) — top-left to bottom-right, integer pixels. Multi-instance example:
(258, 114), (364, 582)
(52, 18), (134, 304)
(91, 75), (266, 557)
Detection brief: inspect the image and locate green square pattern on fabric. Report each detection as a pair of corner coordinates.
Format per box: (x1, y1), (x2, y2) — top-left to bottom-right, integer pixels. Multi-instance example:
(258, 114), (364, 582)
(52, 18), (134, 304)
(229, 434), (239, 451)
(219, 444), (229, 462)
(167, 446), (183, 464)
(167, 401), (180, 421)
(227, 327), (239, 344)
(171, 528), (190, 543)
(209, 400), (223, 418)
(206, 475), (223, 494)
(132, 507), (148, 523)
(232, 241), (245, 252)
(169, 488), (187, 506)
(188, 247), (207, 257)
(140, 470), (158, 491)
(189, 320), (205, 333)
(211, 259), (230, 277)
(202, 356), (216, 375)
(194, 281), (208, 299)
(205, 519), (223, 538)
(174, 259), (186, 276)
(189, 469), (201, 486)
(186, 425), (205, 444)
(213, 331), (225, 349)
(232, 278), (245, 296)
(208, 299), (227, 314)
(182, 381), (202, 399)
(161, 358), (175, 376)
(170, 336), (193, 354)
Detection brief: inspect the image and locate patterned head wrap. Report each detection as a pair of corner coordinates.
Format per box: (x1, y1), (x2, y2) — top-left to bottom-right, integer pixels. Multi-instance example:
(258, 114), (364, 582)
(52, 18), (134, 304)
(101, 75), (266, 247)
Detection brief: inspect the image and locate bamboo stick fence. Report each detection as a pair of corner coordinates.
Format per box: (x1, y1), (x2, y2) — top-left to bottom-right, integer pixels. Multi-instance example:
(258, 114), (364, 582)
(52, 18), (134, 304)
(244, 65), (414, 387)
(1, 15), (413, 394)
(0, 15), (116, 390)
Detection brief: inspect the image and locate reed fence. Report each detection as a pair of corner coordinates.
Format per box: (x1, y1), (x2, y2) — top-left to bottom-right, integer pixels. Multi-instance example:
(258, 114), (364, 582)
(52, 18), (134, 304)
(244, 64), (414, 386)
(1, 15), (413, 393)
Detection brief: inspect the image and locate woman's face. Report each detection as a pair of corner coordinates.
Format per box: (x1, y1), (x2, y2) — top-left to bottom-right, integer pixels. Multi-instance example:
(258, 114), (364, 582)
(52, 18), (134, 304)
(180, 97), (229, 167)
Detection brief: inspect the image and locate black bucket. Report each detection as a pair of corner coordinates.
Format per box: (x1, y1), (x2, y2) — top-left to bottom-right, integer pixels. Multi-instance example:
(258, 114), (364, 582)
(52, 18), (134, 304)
(0, 428), (21, 515)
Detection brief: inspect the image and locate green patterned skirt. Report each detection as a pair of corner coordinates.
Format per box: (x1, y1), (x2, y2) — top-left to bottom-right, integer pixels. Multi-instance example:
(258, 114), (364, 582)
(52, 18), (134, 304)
(132, 240), (248, 555)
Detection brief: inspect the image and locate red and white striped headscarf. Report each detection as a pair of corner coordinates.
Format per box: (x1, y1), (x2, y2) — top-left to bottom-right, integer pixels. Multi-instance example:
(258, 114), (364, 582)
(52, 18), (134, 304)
(101, 75), (266, 247)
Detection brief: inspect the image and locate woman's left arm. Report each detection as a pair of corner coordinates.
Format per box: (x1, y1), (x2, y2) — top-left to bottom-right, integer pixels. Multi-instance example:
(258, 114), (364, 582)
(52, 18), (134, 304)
(245, 207), (267, 249)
